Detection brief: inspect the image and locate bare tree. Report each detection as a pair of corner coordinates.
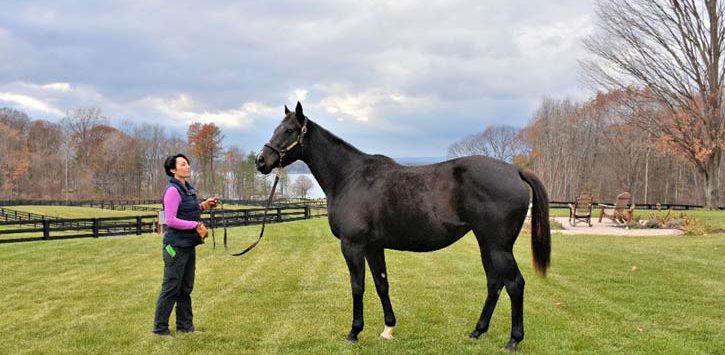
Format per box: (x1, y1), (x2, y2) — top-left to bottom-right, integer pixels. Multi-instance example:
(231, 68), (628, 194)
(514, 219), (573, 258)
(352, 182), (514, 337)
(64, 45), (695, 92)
(448, 125), (526, 162)
(61, 107), (107, 165)
(583, 0), (725, 208)
(292, 175), (314, 199)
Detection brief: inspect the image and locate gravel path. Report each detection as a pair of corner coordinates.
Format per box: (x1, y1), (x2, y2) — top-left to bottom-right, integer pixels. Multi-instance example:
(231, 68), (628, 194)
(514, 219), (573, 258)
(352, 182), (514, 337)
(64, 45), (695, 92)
(551, 217), (684, 236)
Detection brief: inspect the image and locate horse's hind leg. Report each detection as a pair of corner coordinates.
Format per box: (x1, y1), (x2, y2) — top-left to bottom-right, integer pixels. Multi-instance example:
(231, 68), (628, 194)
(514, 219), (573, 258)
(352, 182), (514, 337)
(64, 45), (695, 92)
(469, 238), (504, 339)
(470, 231), (525, 351)
(502, 251), (525, 351)
(365, 246), (396, 339)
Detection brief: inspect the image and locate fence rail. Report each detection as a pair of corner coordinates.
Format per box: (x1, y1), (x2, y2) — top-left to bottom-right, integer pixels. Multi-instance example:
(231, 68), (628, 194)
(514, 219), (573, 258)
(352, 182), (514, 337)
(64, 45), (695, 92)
(548, 201), (722, 210)
(0, 198), (327, 211)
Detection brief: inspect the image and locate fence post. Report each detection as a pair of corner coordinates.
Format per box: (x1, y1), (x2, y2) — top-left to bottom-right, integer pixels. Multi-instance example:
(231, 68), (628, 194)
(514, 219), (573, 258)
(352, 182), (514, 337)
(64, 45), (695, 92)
(243, 210), (249, 225)
(136, 216), (142, 235)
(276, 208), (282, 222)
(92, 218), (99, 238)
(43, 219), (50, 240)
(305, 206), (310, 219)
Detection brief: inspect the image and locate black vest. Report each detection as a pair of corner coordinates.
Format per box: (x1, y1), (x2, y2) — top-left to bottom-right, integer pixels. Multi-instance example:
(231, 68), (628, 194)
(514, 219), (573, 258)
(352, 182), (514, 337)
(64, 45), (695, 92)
(163, 178), (203, 248)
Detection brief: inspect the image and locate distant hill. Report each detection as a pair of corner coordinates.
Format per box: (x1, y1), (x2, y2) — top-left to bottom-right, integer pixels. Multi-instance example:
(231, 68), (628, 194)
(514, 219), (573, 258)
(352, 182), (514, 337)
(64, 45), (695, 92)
(286, 161), (312, 174)
(393, 156), (448, 166)
(286, 156), (448, 173)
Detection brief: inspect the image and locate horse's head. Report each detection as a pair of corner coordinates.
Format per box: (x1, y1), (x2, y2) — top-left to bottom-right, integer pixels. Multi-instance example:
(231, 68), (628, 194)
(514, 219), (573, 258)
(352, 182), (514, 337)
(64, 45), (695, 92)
(256, 101), (309, 174)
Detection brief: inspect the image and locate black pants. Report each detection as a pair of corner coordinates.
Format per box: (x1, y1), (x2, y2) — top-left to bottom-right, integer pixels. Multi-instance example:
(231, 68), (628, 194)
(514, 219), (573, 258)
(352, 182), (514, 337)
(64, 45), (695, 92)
(153, 246), (196, 333)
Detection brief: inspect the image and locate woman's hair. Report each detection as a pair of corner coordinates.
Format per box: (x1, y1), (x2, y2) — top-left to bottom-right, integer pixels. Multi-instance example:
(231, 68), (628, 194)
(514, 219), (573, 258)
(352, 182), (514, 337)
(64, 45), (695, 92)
(164, 154), (190, 177)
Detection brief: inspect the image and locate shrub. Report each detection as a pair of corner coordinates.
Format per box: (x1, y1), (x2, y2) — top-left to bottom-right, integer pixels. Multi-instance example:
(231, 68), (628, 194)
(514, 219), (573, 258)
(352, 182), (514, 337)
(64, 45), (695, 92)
(639, 210), (710, 235)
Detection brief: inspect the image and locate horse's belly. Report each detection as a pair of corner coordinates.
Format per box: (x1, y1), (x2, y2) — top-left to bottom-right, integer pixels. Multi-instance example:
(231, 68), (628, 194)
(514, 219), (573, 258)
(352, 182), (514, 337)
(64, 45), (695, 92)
(382, 225), (470, 252)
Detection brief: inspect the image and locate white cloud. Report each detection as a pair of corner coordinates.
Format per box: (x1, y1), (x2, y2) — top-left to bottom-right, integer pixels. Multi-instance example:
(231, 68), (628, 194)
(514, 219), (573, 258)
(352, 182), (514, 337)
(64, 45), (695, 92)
(318, 86), (428, 123)
(0, 91), (63, 115)
(289, 89), (308, 103)
(39, 82), (72, 92)
(0, 81), (279, 130)
(137, 93), (276, 128)
(515, 16), (594, 58)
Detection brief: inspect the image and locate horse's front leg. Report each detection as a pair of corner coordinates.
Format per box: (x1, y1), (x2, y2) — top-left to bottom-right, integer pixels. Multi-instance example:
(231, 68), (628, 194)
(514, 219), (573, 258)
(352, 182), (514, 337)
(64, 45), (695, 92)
(341, 239), (366, 342)
(365, 245), (396, 339)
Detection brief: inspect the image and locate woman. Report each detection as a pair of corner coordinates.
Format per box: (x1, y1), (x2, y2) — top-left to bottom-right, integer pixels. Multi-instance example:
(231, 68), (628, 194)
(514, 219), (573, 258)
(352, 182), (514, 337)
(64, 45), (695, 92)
(153, 153), (218, 336)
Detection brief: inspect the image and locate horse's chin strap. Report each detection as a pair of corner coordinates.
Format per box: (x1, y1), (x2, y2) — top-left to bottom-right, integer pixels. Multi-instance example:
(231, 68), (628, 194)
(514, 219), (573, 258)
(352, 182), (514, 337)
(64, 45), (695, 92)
(264, 117), (308, 168)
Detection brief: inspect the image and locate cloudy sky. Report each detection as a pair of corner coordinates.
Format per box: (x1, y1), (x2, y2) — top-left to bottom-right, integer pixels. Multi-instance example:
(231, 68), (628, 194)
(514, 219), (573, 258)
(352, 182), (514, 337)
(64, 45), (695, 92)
(0, 0), (594, 158)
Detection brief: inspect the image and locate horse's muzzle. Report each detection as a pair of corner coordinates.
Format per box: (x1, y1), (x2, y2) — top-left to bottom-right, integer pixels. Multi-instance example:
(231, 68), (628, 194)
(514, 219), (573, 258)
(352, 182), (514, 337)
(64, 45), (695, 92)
(256, 148), (277, 174)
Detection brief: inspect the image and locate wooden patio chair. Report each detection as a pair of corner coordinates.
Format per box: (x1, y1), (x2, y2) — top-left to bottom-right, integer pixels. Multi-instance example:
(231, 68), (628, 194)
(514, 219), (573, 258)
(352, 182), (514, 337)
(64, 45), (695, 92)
(568, 191), (593, 227)
(598, 192), (635, 225)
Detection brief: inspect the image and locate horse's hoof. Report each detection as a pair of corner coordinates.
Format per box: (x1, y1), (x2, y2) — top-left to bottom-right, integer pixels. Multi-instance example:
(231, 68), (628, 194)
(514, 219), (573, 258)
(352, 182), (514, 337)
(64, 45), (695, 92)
(380, 326), (394, 340)
(346, 334), (358, 343)
(469, 330), (484, 339)
(504, 339), (518, 352)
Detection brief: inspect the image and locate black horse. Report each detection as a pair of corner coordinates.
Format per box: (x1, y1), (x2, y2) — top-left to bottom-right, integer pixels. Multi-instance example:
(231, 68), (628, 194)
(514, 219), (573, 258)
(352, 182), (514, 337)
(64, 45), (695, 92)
(256, 102), (550, 351)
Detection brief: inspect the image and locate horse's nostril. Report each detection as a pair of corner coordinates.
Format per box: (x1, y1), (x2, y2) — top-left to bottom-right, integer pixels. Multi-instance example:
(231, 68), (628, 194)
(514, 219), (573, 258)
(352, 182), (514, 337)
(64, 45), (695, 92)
(258, 156), (265, 164)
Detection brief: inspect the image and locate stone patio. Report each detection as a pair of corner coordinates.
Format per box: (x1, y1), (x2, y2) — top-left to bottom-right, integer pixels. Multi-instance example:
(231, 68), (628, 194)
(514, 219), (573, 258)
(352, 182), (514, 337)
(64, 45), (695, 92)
(551, 217), (685, 236)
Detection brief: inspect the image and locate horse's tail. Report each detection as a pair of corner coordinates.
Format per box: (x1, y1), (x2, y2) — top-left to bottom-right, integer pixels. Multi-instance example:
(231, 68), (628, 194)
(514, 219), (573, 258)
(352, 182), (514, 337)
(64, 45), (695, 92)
(518, 168), (551, 276)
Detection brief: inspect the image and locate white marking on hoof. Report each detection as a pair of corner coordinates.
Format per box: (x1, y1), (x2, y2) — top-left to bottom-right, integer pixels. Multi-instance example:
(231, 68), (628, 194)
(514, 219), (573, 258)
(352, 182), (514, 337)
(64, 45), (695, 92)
(380, 326), (394, 339)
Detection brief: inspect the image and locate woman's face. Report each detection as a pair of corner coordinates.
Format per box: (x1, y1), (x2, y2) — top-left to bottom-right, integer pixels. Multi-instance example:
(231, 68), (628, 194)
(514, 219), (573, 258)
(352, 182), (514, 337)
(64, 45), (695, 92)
(171, 157), (191, 179)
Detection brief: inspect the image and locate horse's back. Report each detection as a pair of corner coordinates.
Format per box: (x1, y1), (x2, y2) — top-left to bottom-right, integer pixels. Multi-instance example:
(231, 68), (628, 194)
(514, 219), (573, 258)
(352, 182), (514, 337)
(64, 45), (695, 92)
(442, 155), (530, 220)
(367, 155), (529, 251)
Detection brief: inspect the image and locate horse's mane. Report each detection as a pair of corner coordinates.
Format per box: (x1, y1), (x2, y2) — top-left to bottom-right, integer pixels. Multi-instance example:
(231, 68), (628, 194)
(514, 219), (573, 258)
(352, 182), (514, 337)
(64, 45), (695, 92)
(310, 120), (366, 156)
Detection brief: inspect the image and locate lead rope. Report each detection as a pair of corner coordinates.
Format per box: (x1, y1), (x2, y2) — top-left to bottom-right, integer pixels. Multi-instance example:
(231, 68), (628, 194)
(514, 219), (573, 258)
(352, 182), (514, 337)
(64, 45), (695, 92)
(213, 173), (279, 256)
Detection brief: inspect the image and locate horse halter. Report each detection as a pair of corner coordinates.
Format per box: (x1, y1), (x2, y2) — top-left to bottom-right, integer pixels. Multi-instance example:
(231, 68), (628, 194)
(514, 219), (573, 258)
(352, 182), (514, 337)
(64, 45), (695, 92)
(263, 116), (308, 168)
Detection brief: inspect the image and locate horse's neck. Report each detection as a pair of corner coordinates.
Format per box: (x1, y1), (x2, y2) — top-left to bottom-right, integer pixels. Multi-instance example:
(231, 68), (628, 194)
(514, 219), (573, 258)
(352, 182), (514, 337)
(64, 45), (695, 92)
(302, 122), (366, 198)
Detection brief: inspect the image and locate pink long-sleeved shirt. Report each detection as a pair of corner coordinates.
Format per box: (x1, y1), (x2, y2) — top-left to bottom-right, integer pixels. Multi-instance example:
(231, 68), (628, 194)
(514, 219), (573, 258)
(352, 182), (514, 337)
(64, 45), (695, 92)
(163, 187), (199, 230)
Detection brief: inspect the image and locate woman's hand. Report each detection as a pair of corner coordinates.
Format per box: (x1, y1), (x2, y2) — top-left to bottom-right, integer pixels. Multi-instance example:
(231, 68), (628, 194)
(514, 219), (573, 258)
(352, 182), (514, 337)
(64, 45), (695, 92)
(200, 197), (219, 210)
(196, 222), (208, 239)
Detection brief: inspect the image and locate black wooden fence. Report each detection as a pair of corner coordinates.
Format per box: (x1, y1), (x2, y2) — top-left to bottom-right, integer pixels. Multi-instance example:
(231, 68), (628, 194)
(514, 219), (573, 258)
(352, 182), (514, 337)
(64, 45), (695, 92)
(0, 205), (327, 244)
(0, 198), (327, 211)
(548, 201), (719, 210)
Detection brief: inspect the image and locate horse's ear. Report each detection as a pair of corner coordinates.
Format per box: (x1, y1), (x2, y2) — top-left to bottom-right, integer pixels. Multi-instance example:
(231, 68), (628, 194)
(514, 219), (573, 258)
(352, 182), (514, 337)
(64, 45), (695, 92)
(295, 101), (305, 123)
(285, 105), (291, 115)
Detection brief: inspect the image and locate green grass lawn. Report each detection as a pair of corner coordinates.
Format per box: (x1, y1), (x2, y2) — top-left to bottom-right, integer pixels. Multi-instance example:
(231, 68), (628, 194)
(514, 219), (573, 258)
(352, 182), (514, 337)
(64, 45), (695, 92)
(134, 204), (163, 209)
(1, 218), (723, 354)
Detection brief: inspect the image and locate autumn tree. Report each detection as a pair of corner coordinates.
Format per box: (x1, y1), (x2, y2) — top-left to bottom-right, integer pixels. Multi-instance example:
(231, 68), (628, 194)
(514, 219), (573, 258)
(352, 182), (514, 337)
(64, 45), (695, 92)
(583, 0), (725, 208)
(522, 98), (598, 199)
(0, 122), (28, 198)
(22, 120), (64, 198)
(187, 122), (224, 195)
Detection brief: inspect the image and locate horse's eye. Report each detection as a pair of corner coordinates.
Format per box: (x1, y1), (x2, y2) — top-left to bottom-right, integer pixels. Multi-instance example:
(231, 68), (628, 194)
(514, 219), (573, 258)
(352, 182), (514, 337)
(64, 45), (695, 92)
(286, 128), (294, 134)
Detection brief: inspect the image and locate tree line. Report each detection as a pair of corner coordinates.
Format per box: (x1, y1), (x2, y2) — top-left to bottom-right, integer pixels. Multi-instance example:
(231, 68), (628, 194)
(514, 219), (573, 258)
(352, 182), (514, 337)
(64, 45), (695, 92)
(449, 0), (725, 209)
(450, 93), (722, 208)
(0, 107), (314, 201)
